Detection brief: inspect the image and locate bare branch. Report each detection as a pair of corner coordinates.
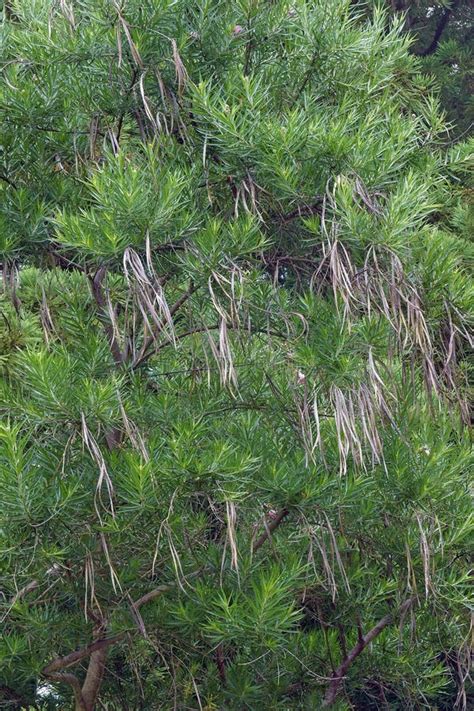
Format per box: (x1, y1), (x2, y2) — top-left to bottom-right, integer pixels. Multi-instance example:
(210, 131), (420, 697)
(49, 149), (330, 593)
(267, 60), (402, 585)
(42, 634), (125, 675)
(416, 0), (460, 57)
(276, 197), (324, 223)
(0, 174), (17, 189)
(134, 569), (203, 609)
(133, 320), (286, 369)
(133, 280), (197, 367)
(322, 599), (414, 707)
(252, 508), (290, 553)
(89, 266), (124, 366)
(81, 645), (108, 710)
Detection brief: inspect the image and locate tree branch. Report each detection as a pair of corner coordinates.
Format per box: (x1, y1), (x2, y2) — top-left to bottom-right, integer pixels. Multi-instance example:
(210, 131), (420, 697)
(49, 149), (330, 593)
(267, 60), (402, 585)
(89, 266), (124, 366)
(132, 320), (286, 369)
(43, 671), (87, 711)
(276, 197), (324, 223)
(134, 569), (203, 609)
(252, 507), (290, 552)
(0, 174), (17, 189)
(132, 280), (197, 368)
(416, 0), (459, 57)
(290, 48), (320, 108)
(42, 634), (124, 675)
(115, 67), (140, 147)
(81, 645), (108, 710)
(322, 598), (414, 707)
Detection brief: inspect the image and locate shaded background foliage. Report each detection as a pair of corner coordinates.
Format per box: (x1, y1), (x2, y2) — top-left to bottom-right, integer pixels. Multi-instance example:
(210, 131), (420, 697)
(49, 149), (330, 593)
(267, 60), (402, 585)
(363, 0), (473, 136)
(0, 1), (472, 710)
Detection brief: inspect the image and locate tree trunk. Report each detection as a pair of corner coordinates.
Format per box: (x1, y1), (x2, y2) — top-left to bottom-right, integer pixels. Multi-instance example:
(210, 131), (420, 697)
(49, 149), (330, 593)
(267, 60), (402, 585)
(75, 697), (88, 711)
(81, 646), (109, 711)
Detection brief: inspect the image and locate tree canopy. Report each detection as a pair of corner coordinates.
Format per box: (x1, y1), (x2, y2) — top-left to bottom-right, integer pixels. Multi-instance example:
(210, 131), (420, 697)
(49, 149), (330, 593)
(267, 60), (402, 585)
(0, 1), (472, 709)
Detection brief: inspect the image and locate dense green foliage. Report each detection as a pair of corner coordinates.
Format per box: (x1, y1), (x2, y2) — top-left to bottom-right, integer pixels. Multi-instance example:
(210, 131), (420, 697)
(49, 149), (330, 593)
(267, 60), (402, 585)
(0, 1), (472, 709)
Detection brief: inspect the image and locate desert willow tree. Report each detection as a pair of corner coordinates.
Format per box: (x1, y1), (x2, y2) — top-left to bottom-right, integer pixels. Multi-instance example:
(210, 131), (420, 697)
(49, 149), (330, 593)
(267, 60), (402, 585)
(0, 1), (472, 709)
